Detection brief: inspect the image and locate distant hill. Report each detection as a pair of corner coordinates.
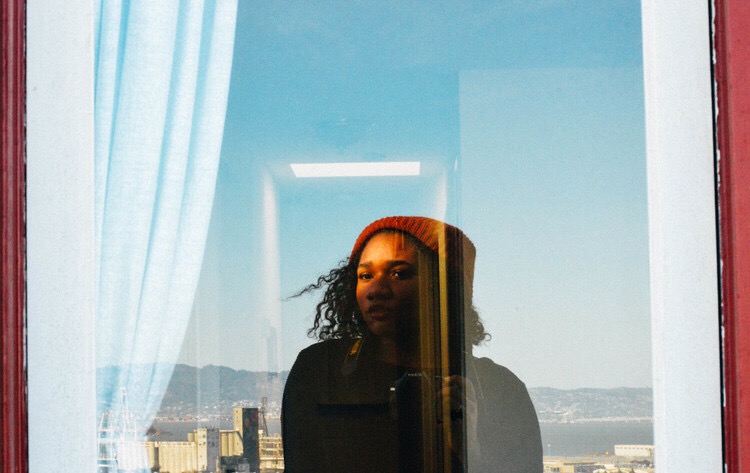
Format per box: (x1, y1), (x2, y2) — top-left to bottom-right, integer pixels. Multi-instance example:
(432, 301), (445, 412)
(99, 364), (652, 421)
(528, 386), (652, 422)
(157, 364), (288, 414)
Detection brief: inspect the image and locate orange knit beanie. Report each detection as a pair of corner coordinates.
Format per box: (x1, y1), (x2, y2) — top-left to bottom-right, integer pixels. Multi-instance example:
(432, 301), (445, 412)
(350, 216), (476, 299)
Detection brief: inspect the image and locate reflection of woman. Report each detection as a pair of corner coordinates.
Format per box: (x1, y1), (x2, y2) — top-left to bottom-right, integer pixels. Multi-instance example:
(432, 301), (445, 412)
(282, 216), (542, 472)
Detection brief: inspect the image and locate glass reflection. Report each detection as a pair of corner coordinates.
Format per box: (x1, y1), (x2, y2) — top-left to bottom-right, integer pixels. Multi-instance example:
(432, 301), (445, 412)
(154, 2), (651, 473)
(282, 217), (542, 472)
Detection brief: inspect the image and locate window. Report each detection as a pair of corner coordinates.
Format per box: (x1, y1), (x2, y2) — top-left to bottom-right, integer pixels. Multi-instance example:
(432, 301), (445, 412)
(18, 1), (725, 472)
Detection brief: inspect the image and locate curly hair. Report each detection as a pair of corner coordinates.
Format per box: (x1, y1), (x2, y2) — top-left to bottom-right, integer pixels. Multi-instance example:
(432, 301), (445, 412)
(296, 244), (490, 347)
(295, 258), (363, 340)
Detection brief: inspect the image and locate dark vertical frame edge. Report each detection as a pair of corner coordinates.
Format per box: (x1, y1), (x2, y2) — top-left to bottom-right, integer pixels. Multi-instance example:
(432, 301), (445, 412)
(0, 0), (28, 471)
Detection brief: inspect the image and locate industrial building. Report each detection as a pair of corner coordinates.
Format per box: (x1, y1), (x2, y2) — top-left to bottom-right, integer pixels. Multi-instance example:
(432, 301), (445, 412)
(614, 444), (655, 458)
(140, 407), (283, 473)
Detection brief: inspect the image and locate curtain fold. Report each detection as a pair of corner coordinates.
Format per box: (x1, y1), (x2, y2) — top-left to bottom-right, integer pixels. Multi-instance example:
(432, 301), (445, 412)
(94, 1), (237, 470)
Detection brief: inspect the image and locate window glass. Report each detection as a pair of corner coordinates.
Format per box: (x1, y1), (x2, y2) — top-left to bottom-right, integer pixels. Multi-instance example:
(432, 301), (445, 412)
(99, 2), (653, 472)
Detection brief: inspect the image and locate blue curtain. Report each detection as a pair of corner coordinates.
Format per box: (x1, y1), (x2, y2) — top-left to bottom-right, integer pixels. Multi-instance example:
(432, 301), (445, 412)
(94, 1), (237, 470)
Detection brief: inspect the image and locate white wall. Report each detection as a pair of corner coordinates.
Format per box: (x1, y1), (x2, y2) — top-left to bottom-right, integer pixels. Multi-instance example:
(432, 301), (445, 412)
(26, 1), (97, 472)
(642, 0), (723, 471)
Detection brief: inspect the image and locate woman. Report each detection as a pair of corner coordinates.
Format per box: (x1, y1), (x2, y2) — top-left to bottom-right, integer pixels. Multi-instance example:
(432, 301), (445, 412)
(282, 216), (542, 472)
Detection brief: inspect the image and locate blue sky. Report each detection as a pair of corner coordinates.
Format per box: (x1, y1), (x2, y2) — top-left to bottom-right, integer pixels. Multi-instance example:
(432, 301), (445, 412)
(179, 0), (649, 389)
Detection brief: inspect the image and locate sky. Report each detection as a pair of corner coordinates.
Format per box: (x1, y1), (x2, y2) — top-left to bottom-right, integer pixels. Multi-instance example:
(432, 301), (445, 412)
(178, 0), (650, 389)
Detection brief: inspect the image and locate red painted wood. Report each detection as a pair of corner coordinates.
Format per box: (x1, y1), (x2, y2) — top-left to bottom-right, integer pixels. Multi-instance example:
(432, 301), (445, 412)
(715, 0), (750, 471)
(0, 0), (27, 471)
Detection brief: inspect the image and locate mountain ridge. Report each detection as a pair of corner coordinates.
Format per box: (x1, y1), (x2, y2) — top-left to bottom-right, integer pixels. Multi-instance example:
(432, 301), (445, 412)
(98, 364), (652, 421)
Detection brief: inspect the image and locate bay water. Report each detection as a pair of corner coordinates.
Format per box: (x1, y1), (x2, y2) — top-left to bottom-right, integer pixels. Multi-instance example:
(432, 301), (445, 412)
(152, 419), (653, 458)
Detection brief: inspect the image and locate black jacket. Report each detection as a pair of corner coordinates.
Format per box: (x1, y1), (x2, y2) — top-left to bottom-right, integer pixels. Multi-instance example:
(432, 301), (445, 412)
(282, 338), (542, 473)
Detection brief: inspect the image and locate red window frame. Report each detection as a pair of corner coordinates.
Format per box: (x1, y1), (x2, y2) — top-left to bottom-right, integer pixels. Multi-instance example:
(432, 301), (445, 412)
(714, 1), (750, 470)
(0, 0), (747, 471)
(1, 0), (27, 471)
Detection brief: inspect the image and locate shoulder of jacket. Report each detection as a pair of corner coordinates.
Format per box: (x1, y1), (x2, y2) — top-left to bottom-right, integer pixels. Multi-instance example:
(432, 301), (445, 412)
(295, 338), (357, 364)
(471, 356), (526, 388)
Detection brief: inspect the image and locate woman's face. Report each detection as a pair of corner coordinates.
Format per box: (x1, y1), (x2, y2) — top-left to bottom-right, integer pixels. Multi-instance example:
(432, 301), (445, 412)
(355, 232), (423, 341)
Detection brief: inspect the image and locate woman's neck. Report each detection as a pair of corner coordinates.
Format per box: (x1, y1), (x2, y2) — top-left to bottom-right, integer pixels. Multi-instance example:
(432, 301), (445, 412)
(375, 336), (423, 368)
